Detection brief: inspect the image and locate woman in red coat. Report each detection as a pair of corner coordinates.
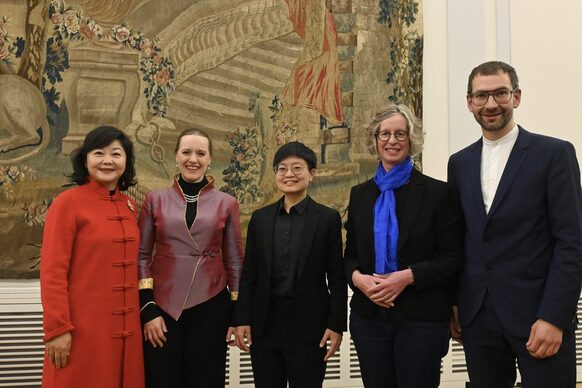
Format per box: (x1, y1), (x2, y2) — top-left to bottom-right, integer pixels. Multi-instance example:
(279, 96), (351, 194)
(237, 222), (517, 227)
(40, 126), (145, 388)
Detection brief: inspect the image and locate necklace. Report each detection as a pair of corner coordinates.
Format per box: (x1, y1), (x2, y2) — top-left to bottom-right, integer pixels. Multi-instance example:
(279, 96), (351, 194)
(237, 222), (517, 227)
(184, 194), (199, 203)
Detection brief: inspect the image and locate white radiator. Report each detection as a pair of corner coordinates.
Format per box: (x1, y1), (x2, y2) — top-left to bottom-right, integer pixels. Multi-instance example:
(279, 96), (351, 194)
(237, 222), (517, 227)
(0, 281), (44, 388)
(1, 281), (580, 387)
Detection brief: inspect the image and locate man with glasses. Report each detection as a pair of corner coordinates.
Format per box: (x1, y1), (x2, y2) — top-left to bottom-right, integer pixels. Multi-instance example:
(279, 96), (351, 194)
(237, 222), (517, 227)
(232, 141), (347, 388)
(448, 61), (582, 388)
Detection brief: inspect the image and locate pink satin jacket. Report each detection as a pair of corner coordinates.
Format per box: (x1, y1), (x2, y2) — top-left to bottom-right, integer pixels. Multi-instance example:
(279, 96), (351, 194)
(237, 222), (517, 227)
(138, 177), (243, 320)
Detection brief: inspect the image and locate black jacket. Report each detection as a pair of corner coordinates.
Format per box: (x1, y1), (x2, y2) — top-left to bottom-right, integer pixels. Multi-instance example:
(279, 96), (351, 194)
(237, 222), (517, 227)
(344, 168), (463, 321)
(448, 127), (582, 335)
(233, 196), (347, 343)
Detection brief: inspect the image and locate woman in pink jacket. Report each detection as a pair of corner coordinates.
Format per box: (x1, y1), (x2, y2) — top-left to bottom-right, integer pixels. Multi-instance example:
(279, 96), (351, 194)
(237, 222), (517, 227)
(138, 128), (243, 388)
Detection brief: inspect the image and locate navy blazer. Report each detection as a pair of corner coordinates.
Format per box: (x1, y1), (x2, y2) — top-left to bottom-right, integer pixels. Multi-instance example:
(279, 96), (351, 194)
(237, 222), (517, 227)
(448, 127), (582, 337)
(344, 168), (463, 321)
(232, 197), (347, 343)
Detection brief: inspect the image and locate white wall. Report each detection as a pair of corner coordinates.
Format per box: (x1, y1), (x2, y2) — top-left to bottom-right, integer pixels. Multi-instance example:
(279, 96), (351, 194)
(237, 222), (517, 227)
(423, 0), (582, 181)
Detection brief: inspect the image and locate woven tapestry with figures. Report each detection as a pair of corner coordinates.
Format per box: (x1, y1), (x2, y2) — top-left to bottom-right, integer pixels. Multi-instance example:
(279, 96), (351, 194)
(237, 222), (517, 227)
(0, 0), (423, 278)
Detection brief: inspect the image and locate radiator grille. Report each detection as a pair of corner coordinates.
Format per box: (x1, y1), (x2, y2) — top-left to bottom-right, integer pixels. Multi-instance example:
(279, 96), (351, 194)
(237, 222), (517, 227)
(0, 311), (44, 388)
(3, 284), (581, 387)
(325, 350), (341, 380)
(450, 341), (468, 374)
(238, 351), (254, 385)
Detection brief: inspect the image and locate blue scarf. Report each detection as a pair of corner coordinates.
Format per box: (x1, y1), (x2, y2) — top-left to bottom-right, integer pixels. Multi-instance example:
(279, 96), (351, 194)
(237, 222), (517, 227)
(373, 156), (413, 274)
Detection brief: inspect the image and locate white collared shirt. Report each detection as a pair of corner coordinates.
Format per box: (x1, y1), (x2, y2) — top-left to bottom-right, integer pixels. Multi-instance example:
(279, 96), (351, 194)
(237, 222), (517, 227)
(481, 125), (519, 213)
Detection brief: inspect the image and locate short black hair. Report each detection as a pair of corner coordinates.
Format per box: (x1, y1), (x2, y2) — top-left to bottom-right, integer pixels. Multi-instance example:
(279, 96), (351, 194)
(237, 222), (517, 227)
(69, 126), (137, 190)
(272, 141), (317, 170)
(467, 61), (519, 94)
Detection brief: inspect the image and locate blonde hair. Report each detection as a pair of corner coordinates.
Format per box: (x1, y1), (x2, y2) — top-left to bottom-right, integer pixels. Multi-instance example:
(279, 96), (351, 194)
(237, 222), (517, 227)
(365, 103), (424, 158)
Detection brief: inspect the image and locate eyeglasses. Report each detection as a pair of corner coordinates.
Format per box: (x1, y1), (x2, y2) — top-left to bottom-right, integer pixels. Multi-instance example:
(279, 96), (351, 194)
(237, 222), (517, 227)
(374, 130), (409, 142)
(469, 88), (517, 106)
(274, 165), (306, 176)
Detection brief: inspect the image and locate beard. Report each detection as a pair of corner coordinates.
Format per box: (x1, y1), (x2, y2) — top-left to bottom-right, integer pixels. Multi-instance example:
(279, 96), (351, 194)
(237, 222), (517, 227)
(474, 107), (513, 133)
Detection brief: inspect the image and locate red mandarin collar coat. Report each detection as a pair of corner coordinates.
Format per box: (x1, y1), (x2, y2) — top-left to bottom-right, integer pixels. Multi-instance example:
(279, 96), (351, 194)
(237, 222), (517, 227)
(40, 180), (145, 388)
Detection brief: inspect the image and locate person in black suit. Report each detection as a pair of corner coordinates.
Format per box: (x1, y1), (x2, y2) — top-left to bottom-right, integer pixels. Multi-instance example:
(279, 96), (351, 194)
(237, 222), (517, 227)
(448, 61), (582, 388)
(233, 141), (347, 388)
(345, 103), (463, 388)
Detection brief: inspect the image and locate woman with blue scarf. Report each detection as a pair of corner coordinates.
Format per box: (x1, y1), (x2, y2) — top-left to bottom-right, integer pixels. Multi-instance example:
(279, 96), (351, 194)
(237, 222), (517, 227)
(344, 104), (463, 388)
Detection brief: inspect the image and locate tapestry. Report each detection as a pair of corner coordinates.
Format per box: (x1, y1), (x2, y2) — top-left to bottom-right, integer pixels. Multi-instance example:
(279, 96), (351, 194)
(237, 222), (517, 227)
(0, 0), (423, 278)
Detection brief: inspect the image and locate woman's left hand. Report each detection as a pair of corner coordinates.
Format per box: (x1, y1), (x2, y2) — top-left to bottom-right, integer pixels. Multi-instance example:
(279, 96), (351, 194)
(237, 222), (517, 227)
(143, 316), (167, 348)
(319, 329), (342, 361)
(226, 327), (236, 346)
(369, 269), (414, 306)
(45, 332), (72, 369)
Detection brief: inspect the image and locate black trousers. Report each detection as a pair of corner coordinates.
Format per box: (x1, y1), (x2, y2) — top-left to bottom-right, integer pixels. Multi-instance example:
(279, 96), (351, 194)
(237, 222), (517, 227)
(144, 288), (231, 388)
(350, 311), (449, 388)
(463, 294), (576, 388)
(250, 298), (326, 388)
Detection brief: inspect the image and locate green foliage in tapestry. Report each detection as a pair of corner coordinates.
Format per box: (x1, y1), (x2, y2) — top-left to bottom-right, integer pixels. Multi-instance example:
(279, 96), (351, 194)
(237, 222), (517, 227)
(378, 0), (418, 28)
(221, 125), (266, 204)
(44, 37), (68, 84)
(378, 0), (423, 117)
(0, 17), (24, 65)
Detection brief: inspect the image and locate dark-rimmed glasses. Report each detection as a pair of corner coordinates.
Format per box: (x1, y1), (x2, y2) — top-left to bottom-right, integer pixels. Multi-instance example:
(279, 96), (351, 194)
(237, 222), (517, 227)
(469, 88), (518, 106)
(374, 130), (409, 142)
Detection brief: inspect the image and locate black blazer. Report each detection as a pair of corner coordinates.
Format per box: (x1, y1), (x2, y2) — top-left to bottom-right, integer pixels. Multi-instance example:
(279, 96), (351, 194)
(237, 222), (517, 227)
(448, 127), (582, 336)
(344, 168), (463, 321)
(233, 197), (347, 343)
